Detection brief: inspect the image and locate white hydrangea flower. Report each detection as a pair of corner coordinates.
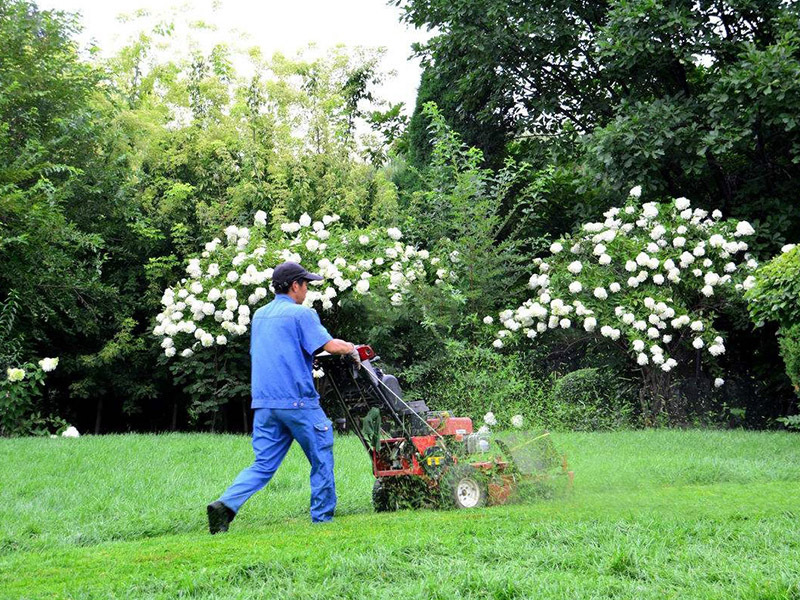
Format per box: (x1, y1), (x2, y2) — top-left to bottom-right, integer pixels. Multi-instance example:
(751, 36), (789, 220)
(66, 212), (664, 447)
(583, 317), (597, 332)
(492, 339), (504, 349)
(484, 412), (498, 426)
(6, 368), (25, 382)
(735, 221), (755, 237)
(629, 185), (642, 198)
(511, 414), (524, 428)
(355, 279), (370, 294)
(593, 287), (608, 300)
(299, 213), (312, 227)
(781, 244), (796, 253)
(714, 377), (725, 388)
(609, 282), (621, 293)
(675, 197), (691, 210)
(38, 358), (59, 372)
(387, 227), (402, 240)
(567, 261), (583, 274)
(642, 203), (658, 219)
(650, 225), (666, 240)
(569, 281), (582, 294)
(693, 338), (705, 349)
(550, 242), (564, 254)
(254, 210), (267, 226)
(62, 425), (80, 438)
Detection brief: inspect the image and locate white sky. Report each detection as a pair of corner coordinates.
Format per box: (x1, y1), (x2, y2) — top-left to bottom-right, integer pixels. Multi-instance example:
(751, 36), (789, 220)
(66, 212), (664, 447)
(38, 0), (430, 115)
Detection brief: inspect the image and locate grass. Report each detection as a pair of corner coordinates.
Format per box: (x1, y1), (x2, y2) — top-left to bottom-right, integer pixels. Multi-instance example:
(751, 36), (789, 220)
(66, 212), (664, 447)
(1, 430), (799, 599)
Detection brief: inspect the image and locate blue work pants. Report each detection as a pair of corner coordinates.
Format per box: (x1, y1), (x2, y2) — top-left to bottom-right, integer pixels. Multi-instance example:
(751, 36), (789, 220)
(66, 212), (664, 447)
(218, 407), (336, 523)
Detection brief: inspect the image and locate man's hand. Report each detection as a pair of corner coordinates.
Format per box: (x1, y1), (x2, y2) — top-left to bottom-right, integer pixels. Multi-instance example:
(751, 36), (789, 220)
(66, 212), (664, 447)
(322, 339), (361, 368)
(347, 344), (362, 369)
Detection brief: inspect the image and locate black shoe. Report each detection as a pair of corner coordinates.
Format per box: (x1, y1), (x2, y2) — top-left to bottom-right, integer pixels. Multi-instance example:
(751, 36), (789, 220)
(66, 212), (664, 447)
(207, 501), (235, 534)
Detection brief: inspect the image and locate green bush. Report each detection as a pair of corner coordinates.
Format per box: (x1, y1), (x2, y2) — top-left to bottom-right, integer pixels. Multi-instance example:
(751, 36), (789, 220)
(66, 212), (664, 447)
(397, 339), (637, 431)
(747, 246), (800, 330)
(550, 368), (634, 431)
(399, 339), (554, 428)
(747, 247), (800, 401)
(778, 323), (800, 397)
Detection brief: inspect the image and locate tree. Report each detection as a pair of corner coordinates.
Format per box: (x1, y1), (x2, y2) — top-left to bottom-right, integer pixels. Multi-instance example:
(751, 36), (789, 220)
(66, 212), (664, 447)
(393, 0), (800, 246)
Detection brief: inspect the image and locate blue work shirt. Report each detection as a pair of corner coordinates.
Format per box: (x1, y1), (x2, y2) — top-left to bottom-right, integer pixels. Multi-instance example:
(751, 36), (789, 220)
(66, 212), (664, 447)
(250, 294), (333, 409)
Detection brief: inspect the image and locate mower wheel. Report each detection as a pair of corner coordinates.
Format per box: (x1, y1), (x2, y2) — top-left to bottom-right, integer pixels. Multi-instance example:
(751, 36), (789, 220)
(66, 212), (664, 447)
(372, 478), (397, 512)
(441, 464), (488, 509)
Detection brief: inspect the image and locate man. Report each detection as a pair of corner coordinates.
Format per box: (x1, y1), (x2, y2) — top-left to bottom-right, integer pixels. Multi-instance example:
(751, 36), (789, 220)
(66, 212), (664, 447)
(207, 261), (360, 533)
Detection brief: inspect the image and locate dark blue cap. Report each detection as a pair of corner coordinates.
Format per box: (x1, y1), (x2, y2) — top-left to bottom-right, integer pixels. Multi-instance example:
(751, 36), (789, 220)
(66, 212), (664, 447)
(272, 261), (323, 288)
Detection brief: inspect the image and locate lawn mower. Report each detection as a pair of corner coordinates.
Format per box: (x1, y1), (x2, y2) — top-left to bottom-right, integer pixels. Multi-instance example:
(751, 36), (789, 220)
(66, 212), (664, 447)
(314, 344), (574, 511)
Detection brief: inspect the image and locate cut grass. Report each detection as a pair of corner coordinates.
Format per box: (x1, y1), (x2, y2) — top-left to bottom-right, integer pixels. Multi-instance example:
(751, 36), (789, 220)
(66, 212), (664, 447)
(1, 430), (799, 599)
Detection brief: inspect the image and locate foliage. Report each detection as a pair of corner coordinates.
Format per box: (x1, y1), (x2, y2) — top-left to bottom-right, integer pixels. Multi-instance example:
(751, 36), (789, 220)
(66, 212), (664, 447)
(550, 368), (634, 431)
(402, 103), (537, 334)
(400, 339), (554, 426)
(394, 0), (800, 247)
(1, 360), (64, 437)
(746, 245), (800, 329)
(489, 189), (759, 422)
(746, 245), (800, 401)
(777, 413), (800, 430)
(778, 323), (800, 396)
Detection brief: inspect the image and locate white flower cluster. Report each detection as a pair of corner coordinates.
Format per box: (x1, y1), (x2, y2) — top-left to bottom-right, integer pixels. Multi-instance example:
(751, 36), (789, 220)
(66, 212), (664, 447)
(490, 191), (760, 383)
(6, 358), (59, 382)
(155, 215), (447, 358)
(6, 368), (25, 382)
(481, 411), (525, 429)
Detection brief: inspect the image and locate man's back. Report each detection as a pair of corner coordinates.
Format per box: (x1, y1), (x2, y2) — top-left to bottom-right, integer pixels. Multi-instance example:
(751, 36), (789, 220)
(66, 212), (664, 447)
(250, 294), (332, 409)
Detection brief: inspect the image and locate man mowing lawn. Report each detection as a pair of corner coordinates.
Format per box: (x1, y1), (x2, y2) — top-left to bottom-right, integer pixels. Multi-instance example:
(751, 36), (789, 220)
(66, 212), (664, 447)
(207, 261), (361, 533)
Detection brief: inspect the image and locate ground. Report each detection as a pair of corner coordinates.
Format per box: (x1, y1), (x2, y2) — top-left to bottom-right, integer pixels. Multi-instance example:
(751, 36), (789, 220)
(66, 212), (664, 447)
(1, 430), (798, 599)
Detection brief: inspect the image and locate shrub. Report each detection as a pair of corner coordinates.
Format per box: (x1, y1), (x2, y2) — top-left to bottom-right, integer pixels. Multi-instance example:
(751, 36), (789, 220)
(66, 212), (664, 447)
(399, 339), (554, 428)
(550, 368), (634, 431)
(746, 245), (800, 330)
(778, 323), (800, 396)
(1, 358), (64, 437)
(747, 245), (800, 401)
(488, 188), (759, 422)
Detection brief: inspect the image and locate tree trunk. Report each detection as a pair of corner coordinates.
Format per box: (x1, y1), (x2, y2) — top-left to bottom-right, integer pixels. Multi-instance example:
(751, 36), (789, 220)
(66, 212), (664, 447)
(94, 397), (103, 434)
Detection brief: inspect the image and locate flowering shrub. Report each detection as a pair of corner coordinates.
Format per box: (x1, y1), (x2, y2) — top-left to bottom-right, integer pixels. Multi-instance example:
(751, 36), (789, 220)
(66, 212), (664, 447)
(1, 357), (63, 436)
(488, 188), (759, 419)
(153, 212), (457, 359)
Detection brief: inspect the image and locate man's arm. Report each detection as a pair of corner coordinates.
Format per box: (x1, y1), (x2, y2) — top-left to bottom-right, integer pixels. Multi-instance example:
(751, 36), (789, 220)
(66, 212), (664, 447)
(322, 339), (361, 366)
(323, 339), (356, 355)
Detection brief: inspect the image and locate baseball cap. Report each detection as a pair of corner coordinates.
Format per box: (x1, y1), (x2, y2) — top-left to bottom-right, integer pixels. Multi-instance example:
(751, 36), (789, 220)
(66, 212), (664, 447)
(272, 261), (324, 288)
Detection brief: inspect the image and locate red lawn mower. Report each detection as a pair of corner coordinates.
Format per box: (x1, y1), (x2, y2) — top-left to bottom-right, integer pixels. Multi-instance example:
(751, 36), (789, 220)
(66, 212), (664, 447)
(315, 345), (573, 511)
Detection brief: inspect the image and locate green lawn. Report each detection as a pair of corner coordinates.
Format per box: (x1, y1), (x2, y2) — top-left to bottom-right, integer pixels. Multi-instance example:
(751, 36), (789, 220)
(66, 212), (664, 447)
(1, 430), (799, 599)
